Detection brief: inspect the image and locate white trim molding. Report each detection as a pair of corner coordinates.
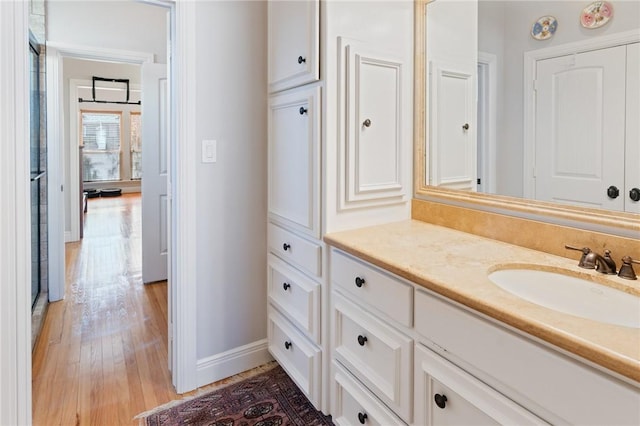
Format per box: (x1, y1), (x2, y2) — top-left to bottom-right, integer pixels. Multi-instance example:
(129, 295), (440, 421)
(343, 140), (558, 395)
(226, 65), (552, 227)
(0, 1), (32, 424)
(477, 51), (497, 195)
(196, 340), (273, 388)
(172, 0), (199, 394)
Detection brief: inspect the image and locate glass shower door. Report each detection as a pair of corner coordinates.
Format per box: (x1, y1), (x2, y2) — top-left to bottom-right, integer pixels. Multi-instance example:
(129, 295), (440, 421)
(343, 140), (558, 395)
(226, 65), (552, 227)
(30, 35), (44, 309)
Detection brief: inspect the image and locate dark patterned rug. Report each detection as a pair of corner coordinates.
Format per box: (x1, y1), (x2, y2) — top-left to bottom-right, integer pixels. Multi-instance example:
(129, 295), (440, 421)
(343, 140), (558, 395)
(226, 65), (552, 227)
(141, 364), (334, 426)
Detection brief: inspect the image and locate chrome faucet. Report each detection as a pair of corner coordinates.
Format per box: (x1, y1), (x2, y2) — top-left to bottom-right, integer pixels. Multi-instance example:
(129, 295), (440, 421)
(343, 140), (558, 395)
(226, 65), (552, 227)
(565, 245), (616, 274)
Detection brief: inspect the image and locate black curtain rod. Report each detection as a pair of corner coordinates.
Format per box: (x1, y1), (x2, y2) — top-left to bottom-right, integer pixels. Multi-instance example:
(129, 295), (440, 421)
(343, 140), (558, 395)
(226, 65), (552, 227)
(78, 76), (141, 105)
(78, 98), (141, 105)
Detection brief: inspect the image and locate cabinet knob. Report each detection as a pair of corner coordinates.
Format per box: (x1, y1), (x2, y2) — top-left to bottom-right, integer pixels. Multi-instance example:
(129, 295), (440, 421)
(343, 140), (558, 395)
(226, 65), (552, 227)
(462, 123), (470, 131)
(298, 56), (306, 64)
(630, 188), (640, 202)
(283, 243), (291, 251)
(357, 335), (368, 346)
(357, 412), (368, 424)
(434, 393), (448, 409)
(299, 106), (308, 115)
(284, 341), (292, 350)
(283, 282), (291, 291)
(355, 276), (365, 288)
(607, 185), (620, 199)
(362, 118), (372, 128)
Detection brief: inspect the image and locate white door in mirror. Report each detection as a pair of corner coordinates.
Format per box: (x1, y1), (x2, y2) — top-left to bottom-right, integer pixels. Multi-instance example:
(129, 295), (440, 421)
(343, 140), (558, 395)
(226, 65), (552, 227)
(534, 45), (638, 213)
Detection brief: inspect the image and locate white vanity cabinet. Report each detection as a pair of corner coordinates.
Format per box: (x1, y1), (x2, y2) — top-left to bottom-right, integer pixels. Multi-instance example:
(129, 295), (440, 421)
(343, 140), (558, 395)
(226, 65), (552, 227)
(328, 247), (640, 426)
(267, 0), (319, 93)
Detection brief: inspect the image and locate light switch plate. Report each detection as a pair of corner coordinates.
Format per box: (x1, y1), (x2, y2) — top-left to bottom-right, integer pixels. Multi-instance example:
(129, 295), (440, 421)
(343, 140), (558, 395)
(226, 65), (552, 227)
(202, 139), (217, 163)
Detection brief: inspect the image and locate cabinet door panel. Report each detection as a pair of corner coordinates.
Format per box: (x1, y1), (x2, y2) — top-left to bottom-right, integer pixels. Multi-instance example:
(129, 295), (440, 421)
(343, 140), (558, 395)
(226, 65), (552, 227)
(339, 38), (408, 210)
(268, 0), (319, 93)
(268, 85), (320, 238)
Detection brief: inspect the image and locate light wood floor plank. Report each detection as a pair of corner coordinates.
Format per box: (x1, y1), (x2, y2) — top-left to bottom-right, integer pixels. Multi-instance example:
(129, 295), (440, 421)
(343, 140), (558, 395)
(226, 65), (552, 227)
(31, 194), (226, 425)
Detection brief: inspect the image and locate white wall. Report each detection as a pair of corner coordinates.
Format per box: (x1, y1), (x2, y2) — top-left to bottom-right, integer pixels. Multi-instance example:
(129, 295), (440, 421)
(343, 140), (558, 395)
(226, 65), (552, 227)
(479, 0), (640, 197)
(193, 0), (268, 363)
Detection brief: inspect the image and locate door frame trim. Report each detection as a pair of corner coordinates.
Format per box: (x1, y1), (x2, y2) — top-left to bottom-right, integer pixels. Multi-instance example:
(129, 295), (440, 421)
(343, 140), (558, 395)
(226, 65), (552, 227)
(477, 51), (497, 195)
(523, 29), (640, 199)
(0, 1), (32, 424)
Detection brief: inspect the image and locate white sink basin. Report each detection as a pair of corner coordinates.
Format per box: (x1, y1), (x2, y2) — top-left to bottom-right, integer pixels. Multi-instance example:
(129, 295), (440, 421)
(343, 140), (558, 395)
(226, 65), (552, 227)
(488, 268), (640, 329)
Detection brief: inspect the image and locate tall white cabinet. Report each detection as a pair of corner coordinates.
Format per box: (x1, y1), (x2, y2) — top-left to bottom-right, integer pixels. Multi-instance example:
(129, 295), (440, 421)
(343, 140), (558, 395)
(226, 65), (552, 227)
(266, 0), (414, 413)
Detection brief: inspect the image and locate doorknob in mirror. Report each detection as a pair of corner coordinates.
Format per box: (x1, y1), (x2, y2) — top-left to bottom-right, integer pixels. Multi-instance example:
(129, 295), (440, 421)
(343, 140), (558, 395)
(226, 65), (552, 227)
(607, 185), (620, 199)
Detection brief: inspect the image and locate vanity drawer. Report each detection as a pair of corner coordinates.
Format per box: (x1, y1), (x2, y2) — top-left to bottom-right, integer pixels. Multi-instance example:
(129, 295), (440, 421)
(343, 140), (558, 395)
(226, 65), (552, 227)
(267, 305), (321, 408)
(331, 249), (413, 327)
(268, 222), (321, 278)
(332, 361), (406, 426)
(332, 292), (413, 422)
(268, 254), (320, 344)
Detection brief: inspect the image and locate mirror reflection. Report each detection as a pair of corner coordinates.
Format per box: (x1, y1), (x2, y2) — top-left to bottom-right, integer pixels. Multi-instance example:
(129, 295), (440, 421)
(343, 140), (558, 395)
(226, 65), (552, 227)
(424, 0), (640, 214)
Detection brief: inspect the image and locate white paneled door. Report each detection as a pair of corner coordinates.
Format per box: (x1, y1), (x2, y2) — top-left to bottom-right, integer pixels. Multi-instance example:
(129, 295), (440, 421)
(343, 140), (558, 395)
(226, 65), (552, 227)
(625, 43), (640, 214)
(142, 63), (169, 283)
(534, 46), (626, 211)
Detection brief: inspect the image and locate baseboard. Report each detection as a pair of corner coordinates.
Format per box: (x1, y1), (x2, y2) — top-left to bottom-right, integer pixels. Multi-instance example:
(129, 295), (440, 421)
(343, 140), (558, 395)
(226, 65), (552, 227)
(196, 339), (273, 388)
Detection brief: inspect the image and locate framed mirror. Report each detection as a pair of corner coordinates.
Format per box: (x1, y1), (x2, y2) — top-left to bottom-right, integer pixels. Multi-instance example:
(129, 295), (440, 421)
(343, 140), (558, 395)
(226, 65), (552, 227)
(414, 0), (640, 236)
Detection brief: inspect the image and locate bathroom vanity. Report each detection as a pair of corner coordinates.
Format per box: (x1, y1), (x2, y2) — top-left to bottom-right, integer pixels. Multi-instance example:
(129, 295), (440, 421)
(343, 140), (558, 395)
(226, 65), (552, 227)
(325, 220), (640, 425)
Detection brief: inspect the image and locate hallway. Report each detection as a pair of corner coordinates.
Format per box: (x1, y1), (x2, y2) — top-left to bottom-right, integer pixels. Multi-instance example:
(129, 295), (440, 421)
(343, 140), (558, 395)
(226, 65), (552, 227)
(33, 194), (176, 425)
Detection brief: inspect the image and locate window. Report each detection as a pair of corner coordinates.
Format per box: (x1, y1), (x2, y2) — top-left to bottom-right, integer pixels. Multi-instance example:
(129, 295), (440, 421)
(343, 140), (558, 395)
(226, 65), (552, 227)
(81, 112), (122, 182)
(81, 110), (142, 183)
(130, 112), (142, 179)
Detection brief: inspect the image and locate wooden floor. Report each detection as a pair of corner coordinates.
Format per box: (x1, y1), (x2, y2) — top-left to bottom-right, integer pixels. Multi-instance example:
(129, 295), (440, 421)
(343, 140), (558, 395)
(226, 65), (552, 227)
(32, 194), (200, 425)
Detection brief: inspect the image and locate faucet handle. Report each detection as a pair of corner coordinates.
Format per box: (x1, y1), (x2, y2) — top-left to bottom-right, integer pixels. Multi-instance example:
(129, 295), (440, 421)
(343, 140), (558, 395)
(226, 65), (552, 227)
(618, 256), (639, 280)
(565, 245), (593, 268)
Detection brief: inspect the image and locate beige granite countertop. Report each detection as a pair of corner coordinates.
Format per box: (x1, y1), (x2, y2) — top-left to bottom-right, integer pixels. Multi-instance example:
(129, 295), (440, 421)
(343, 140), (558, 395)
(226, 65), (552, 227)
(324, 220), (640, 384)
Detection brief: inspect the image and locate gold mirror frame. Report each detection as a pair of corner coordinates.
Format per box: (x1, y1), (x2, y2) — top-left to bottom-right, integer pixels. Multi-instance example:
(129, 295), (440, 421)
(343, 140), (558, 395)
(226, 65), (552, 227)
(413, 0), (640, 235)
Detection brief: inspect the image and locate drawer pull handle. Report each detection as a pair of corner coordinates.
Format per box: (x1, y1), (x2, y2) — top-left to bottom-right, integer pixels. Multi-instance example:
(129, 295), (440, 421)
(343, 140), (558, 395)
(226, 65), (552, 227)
(298, 55), (306, 64)
(434, 393), (447, 409)
(299, 106), (308, 115)
(355, 276), (365, 287)
(284, 341), (292, 350)
(357, 412), (368, 424)
(357, 335), (368, 346)
(283, 243), (291, 251)
(283, 282), (291, 291)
